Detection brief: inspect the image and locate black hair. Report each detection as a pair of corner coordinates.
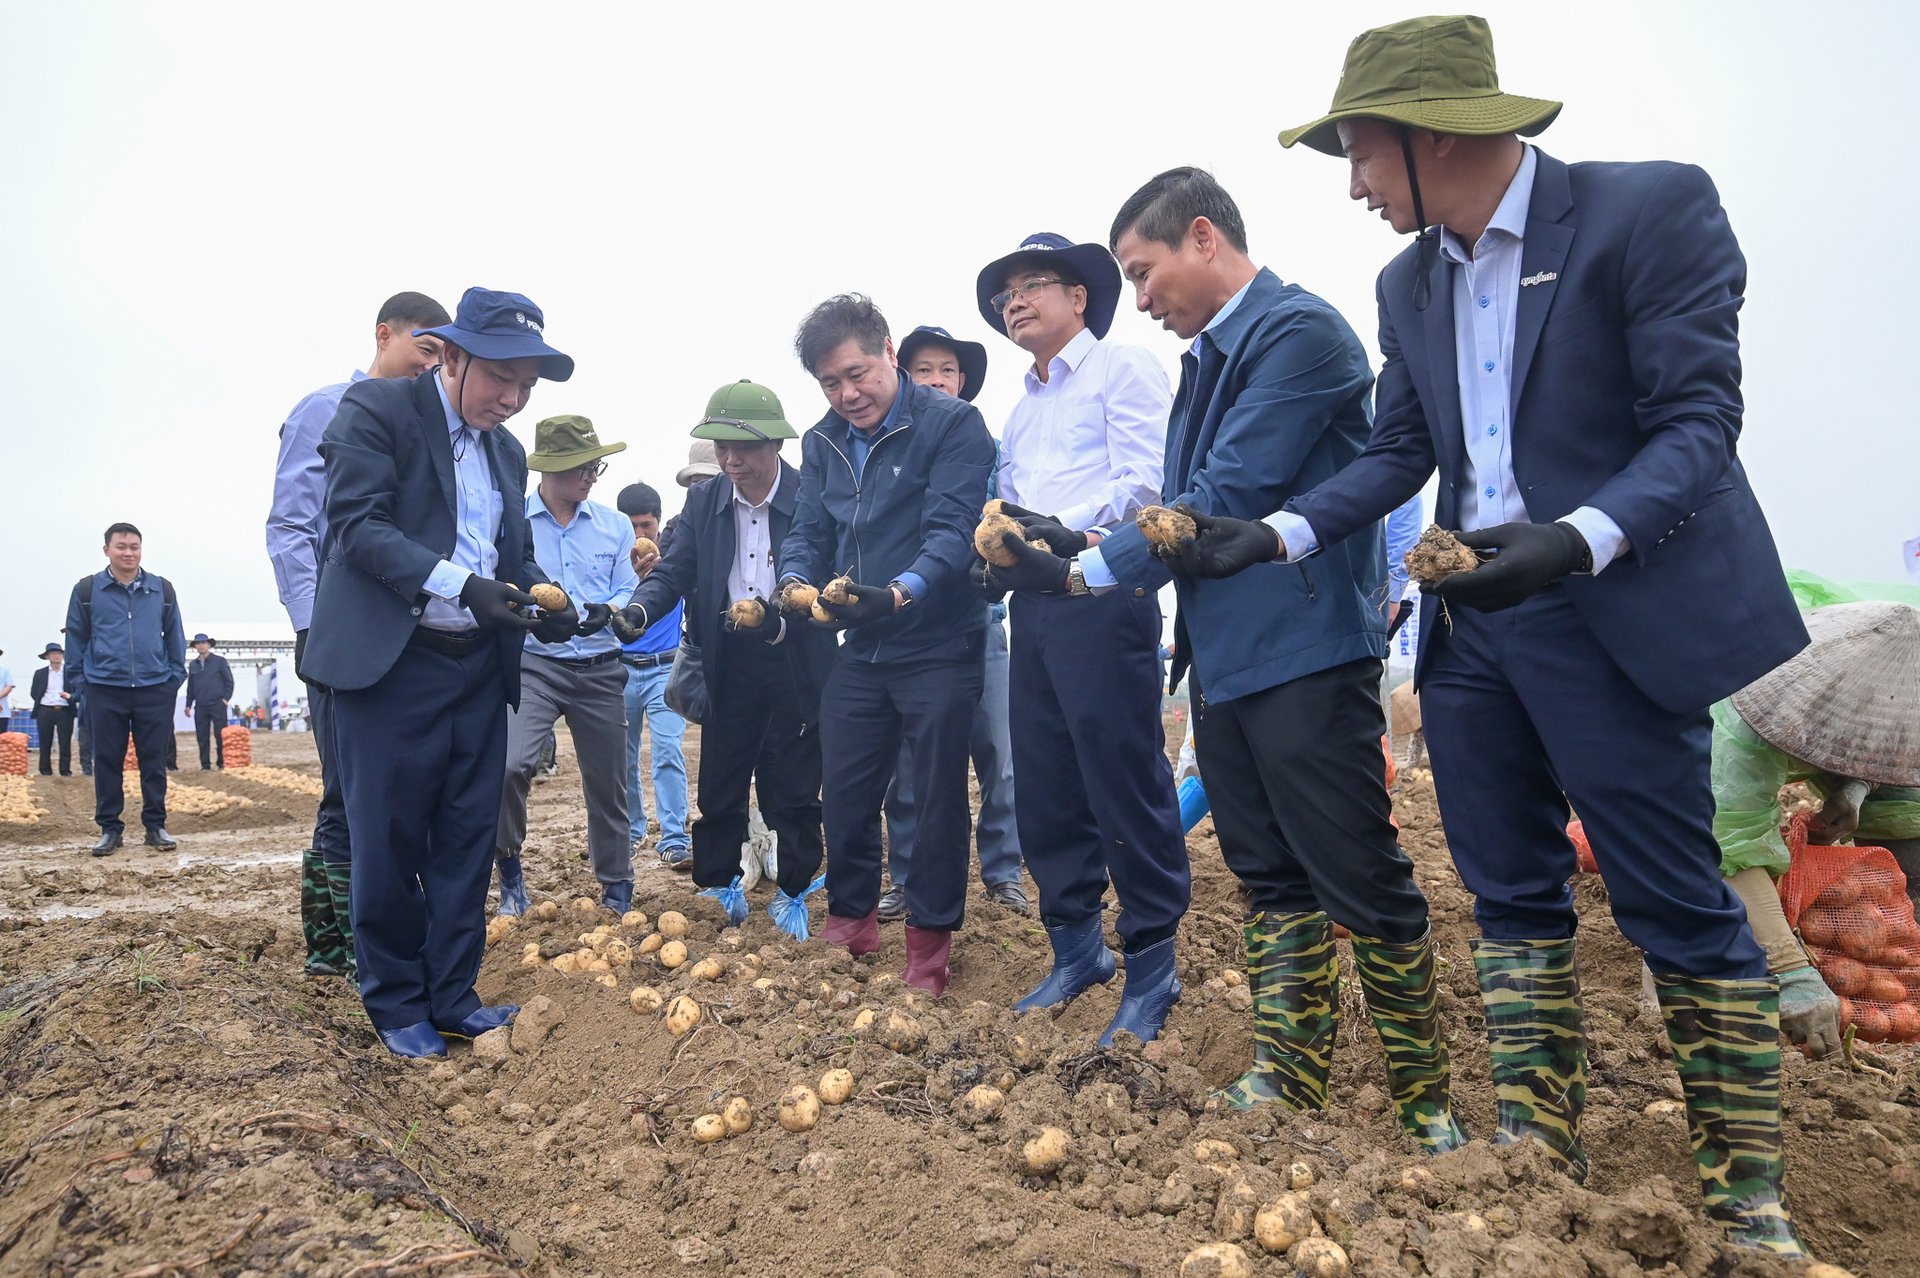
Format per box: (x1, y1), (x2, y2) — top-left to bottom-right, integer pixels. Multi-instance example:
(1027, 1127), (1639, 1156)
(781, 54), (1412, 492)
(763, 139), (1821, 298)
(376, 291), (451, 330)
(104, 521), (142, 545)
(617, 483), (662, 519)
(1109, 166), (1250, 255)
(794, 294), (890, 376)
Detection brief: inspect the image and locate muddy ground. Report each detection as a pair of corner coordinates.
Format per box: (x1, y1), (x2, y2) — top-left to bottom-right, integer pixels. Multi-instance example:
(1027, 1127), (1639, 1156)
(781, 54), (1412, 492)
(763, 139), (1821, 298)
(2, 723), (1916, 1277)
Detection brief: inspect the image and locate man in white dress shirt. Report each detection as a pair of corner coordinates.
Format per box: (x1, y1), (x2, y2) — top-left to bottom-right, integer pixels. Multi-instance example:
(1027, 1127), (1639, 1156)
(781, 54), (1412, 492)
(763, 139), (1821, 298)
(970, 232), (1189, 1046)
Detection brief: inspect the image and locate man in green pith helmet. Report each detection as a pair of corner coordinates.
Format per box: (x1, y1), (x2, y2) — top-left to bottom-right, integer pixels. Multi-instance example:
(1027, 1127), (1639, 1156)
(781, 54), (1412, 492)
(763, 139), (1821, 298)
(1173, 13), (1812, 1258)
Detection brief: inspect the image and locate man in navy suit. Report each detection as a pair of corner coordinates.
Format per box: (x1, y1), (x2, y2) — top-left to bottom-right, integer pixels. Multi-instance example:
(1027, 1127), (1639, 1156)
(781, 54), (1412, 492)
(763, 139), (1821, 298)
(1177, 16), (1810, 1257)
(303, 287), (580, 1059)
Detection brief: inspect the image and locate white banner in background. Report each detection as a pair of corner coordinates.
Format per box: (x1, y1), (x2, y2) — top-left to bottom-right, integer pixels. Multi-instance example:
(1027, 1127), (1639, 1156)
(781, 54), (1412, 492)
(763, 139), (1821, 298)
(1905, 535), (1920, 584)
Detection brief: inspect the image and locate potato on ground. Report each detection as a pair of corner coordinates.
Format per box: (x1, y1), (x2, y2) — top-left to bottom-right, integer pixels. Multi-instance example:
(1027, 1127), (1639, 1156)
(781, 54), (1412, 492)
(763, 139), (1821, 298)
(818, 1068), (855, 1104)
(722, 1096), (754, 1134)
(779, 1085), (821, 1132)
(1179, 1243), (1252, 1278)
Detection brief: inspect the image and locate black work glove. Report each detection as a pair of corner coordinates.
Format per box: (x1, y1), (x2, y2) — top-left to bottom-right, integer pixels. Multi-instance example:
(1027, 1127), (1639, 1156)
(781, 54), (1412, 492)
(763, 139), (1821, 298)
(970, 558), (1008, 603)
(574, 602), (614, 637)
(532, 600), (581, 644)
(609, 605), (647, 643)
(990, 531), (1071, 594)
(1172, 505), (1282, 578)
(294, 628), (308, 680)
(997, 501), (1087, 559)
(460, 576), (541, 632)
(726, 597), (784, 643)
(812, 581), (897, 627)
(1431, 521), (1591, 613)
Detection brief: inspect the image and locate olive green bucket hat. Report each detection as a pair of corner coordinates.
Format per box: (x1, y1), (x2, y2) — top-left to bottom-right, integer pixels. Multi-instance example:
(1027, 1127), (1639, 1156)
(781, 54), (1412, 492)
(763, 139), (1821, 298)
(526, 414), (627, 472)
(691, 379), (796, 442)
(1278, 15), (1561, 156)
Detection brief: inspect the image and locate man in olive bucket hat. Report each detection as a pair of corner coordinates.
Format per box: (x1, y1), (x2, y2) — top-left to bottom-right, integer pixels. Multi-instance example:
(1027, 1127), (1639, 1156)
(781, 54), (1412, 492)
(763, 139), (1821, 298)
(492, 415), (641, 917)
(1166, 15), (1812, 1256)
(616, 381), (835, 941)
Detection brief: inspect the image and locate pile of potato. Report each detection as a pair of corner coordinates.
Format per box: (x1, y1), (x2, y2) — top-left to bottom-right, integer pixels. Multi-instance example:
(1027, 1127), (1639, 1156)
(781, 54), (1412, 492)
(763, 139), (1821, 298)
(220, 726), (252, 767)
(135, 779), (252, 817)
(0, 732), (28, 777)
(1174, 1146), (1353, 1277)
(0, 775), (47, 825)
(233, 765), (321, 797)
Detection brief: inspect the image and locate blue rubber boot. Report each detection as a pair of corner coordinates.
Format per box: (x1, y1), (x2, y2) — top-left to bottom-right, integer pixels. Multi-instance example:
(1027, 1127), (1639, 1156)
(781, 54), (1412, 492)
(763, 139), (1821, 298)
(495, 855), (531, 917)
(1098, 937), (1182, 1047)
(1178, 776), (1211, 833)
(600, 879), (634, 914)
(699, 875), (749, 926)
(1015, 914), (1118, 1013)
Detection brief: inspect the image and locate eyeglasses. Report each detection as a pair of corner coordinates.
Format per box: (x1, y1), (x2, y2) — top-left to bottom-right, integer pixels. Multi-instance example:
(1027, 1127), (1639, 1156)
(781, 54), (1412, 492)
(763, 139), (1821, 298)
(571, 461), (609, 479)
(990, 278), (1068, 313)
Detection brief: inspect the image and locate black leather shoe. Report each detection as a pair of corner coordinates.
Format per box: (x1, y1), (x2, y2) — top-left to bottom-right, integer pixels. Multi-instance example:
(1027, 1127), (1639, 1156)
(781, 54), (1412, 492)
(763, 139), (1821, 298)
(89, 830), (124, 857)
(145, 828), (178, 849)
(435, 1004), (519, 1040)
(986, 881), (1033, 915)
(876, 885), (908, 923)
(377, 1022), (448, 1058)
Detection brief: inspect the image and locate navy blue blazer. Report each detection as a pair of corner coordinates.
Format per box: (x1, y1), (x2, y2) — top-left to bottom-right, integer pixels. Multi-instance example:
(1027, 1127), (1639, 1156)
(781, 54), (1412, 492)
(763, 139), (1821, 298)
(301, 371), (546, 702)
(1288, 151), (1806, 712)
(1100, 268), (1386, 705)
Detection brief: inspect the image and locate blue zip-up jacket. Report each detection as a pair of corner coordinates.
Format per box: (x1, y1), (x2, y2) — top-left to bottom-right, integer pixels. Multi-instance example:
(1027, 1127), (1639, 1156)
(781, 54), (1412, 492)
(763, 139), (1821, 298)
(63, 568), (187, 691)
(779, 377), (994, 663)
(1098, 268), (1385, 705)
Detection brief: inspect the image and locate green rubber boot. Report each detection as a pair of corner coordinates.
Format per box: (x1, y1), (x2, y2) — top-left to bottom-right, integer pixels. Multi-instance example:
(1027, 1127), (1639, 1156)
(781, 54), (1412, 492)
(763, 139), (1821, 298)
(300, 848), (346, 977)
(1351, 929), (1469, 1154)
(1651, 972), (1808, 1258)
(1472, 937), (1590, 1180)
(1216, 911), (1339, 1112)
(318, 858), (357, 981)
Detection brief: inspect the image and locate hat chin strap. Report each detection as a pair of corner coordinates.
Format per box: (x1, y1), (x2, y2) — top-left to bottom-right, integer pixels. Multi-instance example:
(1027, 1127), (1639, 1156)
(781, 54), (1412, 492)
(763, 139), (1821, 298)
(1399, 127), (1438, 312)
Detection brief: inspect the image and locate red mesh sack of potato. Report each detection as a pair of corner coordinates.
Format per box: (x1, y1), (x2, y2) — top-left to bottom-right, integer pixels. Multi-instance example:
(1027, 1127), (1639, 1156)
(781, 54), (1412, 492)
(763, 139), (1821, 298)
(124, 741), (138, 770)
(1380, 734), (1397, 789)
(1566, 819), (1600, 875)
(221, 725), (252, 768)
(0, 733), (28, 776)
(1781, 827), (1920, 1042)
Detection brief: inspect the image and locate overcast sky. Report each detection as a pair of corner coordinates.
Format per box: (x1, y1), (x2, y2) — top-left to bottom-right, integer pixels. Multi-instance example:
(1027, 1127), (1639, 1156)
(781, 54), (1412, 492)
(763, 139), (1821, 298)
(2, 1), (1914, 681)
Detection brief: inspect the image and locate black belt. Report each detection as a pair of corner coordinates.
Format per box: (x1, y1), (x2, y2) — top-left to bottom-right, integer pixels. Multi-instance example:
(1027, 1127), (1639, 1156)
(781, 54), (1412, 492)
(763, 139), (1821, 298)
(538, 650), (623, 670)
(621, 652), (672, 669)
(410, 627), (487, 655)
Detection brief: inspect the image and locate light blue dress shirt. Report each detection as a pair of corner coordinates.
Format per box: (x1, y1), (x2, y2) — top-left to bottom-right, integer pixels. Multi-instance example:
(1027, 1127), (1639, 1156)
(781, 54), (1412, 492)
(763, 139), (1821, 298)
(1266, 147), (1626, 572)
(266, 370), (367, 631)
(420, 378), (501, 631)
(1385, 494), (1423, 602)
(524, 494), (640, 659)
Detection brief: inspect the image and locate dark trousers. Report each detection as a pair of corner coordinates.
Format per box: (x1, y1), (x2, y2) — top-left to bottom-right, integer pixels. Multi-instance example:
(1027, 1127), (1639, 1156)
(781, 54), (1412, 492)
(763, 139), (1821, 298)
(194, 702), (227, 767)
(308, 682), (350, 865)
(1197, 657), (1430, 943)
(76, 697), (92, 773)
(820, 644), (983, 930)
(1420, 585), (1765, 978)
(693, 635), (823, 898)
(333, 637), (506, 1032)
(1009, 590), (1189, 950)
(34, 704), (75, 774)
(87, 683), (174, 834)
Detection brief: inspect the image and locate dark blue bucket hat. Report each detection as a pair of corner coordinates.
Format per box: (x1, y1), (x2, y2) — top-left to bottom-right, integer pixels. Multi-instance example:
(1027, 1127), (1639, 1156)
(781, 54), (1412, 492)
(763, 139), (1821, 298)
(896, 326), (988, 403)
(417, 287), (575, 382)
(39, 642), (63, 659)
(975, 232), (1122, 340)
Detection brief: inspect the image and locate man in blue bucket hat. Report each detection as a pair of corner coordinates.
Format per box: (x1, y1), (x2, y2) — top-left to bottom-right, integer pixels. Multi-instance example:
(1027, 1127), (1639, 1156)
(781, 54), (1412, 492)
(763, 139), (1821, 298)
(303, 287), (581, 1058)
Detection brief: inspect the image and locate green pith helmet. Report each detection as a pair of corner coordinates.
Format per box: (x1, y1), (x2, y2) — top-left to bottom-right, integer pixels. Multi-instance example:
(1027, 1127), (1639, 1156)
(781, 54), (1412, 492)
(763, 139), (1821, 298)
(1278, 14), (1561, 156)
(526, 414), (627, 472)
(691, 379), (796, 442)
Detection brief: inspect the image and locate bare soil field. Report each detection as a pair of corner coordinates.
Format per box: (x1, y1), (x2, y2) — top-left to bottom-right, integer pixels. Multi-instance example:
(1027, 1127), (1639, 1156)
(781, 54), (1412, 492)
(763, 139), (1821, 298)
(2, 723), (1915, 1277)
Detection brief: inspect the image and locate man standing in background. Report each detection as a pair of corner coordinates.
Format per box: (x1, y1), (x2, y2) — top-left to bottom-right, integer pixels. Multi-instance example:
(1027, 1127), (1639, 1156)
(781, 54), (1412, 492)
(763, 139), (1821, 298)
(613, 481), (690, 871)
(0, 651), (13, 736)
(266, 290), (449, 978)
(30, 644), (74, 776)
(184, 634), (234, 769)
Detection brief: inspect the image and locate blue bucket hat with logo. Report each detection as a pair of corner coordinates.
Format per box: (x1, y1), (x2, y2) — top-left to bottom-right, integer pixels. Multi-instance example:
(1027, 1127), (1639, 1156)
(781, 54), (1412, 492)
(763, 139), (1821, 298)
(975, 232), (1122, 340)
(417, 287), (575, 382)
(896, 326), (988, 403)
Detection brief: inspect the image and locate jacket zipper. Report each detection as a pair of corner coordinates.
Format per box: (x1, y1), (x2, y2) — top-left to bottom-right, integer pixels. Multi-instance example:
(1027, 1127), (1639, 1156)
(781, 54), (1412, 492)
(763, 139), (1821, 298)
(1297, 563), (1317, 602)
(819, 423), (911, 665)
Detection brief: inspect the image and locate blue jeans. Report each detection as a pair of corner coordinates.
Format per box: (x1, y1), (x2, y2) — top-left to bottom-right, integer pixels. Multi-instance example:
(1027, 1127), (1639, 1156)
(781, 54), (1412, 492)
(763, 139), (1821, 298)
(624, 663), (689, 851)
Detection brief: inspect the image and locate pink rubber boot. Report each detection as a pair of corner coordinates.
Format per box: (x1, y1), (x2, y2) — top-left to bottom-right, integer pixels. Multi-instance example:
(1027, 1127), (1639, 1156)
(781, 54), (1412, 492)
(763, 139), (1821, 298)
(823, 909), (880, 957)
(903, 926), (952, 997)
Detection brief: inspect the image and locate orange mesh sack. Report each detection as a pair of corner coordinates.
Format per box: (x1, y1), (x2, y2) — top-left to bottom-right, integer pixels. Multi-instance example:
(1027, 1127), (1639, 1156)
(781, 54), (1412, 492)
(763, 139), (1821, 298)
(1781, 827), (1920, 1043)
(221, 726), (252, 768)
(0, 733), (28, 777)
(1381, 734), (1397, 789)
(124, 741), (139, 770)
(1566, 819), (1600, 875)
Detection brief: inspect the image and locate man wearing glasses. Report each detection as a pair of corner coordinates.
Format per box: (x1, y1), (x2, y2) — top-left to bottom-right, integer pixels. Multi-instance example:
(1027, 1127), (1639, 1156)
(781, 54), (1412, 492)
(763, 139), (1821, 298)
(969, 233), (1187, 1046)
(492, 416), (641, 915)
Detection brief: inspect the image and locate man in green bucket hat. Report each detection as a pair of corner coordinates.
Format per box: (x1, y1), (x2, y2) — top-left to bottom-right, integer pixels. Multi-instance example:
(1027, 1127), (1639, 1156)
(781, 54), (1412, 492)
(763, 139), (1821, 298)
(1168, 14), (1812, 1259)
(617, 381), (835, 941)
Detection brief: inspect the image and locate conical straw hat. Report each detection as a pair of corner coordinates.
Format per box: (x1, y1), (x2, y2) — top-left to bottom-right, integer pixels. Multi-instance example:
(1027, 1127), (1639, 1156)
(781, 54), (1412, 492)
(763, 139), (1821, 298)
(1731, 602), (1920, 786)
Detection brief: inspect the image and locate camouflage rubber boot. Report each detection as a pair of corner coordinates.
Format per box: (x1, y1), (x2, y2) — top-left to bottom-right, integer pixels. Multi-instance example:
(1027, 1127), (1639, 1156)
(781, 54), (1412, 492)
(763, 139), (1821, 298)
(1350, 929), (1469, 1154)
(1216, 911), (1339, 1112)
(300, 848), (346, 977)
(1471, 937), (1590, 1180)
(1651, 972), (1808, 1258)
(322, 859), (358, 982)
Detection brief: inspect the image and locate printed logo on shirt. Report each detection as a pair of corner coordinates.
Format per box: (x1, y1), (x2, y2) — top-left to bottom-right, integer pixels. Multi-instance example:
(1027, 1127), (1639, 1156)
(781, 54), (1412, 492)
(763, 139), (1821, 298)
(892, 465), (902, 477)
(1520, 271), (1559, 288)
